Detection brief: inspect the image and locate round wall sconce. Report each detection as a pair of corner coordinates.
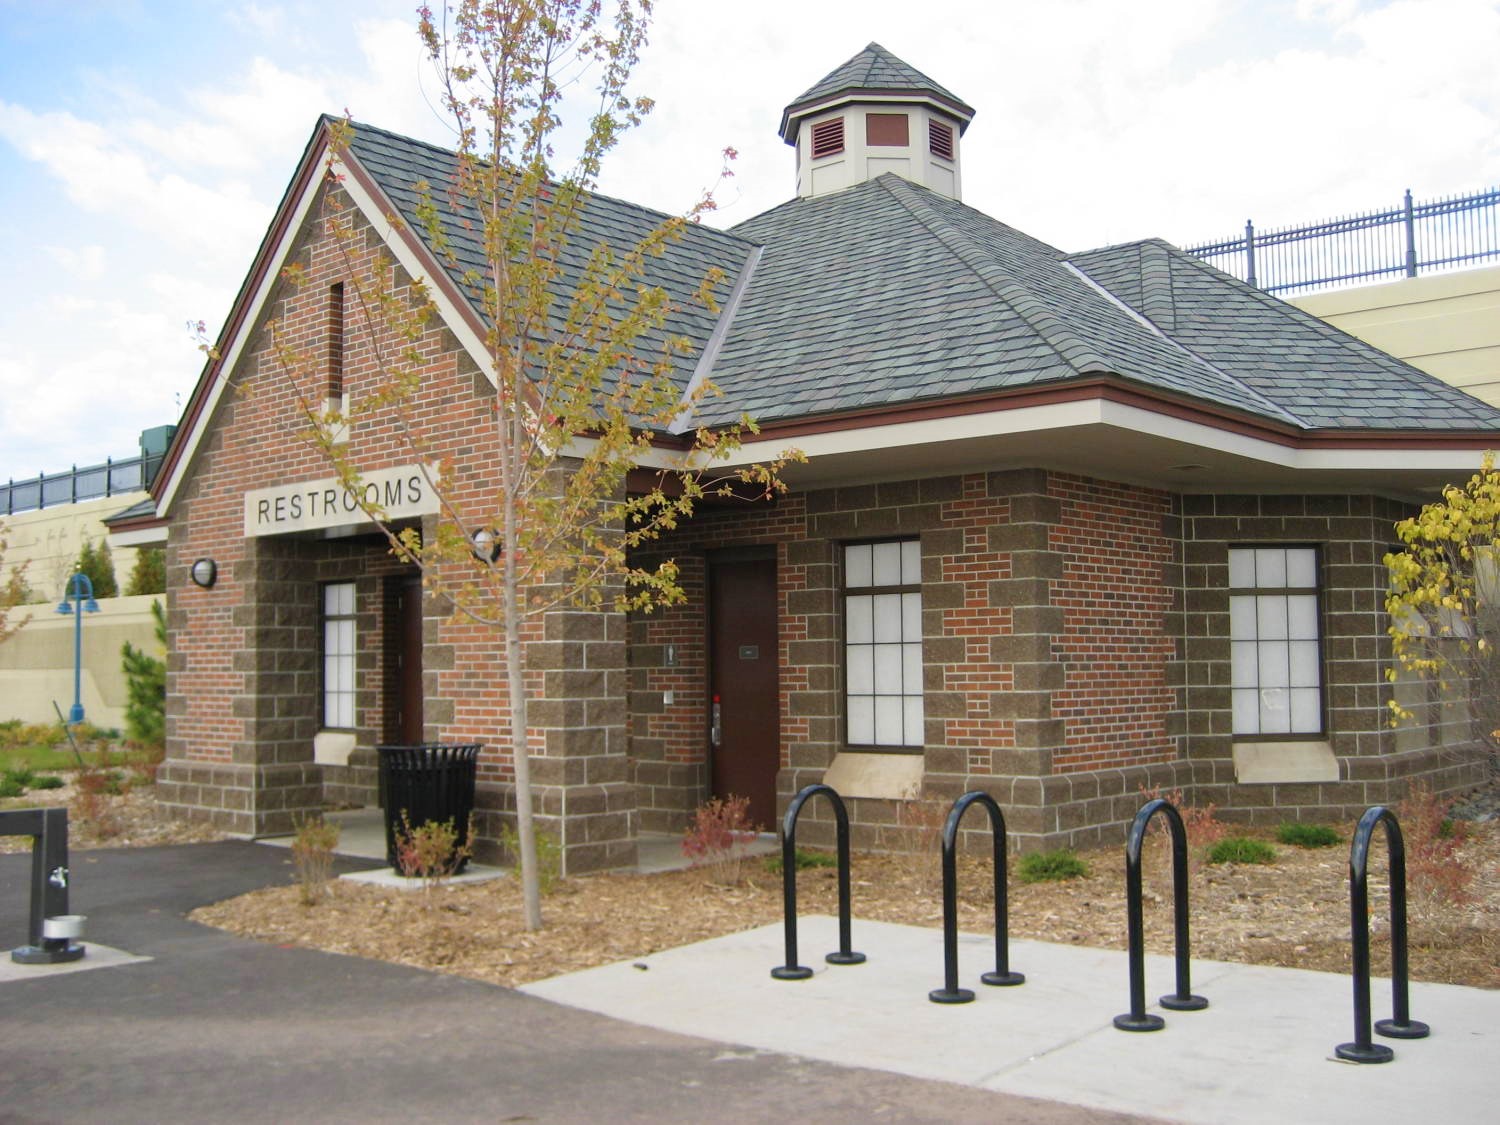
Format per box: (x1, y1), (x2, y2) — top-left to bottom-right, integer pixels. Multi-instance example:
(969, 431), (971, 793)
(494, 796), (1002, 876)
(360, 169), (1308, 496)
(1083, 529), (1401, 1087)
(190, 558), (218, 589)
(471, 528), (502, 563)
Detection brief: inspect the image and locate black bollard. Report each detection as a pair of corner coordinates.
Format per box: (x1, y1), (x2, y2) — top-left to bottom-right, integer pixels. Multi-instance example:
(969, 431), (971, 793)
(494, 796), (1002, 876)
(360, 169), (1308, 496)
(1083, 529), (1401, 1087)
(1113, 798), (1207, 1031)
(1334, 805), (1430, 1064)
(929, 790), (1025, 1004)
(771, 784), (865, 980)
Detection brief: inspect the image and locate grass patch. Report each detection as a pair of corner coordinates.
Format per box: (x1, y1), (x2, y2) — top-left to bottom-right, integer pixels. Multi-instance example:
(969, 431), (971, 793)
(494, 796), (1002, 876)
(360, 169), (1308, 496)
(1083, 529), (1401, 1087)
(1207, 837), (1277, 865)
(1017, 849), (1089, 884)
(1275, 822), (1341, 848)
(764, 848), (841, 874)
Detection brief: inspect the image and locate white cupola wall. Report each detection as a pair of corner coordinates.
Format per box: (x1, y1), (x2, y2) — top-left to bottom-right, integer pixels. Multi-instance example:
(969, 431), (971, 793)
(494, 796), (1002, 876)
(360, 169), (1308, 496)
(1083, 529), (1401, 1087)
(780, 43), (975, 202)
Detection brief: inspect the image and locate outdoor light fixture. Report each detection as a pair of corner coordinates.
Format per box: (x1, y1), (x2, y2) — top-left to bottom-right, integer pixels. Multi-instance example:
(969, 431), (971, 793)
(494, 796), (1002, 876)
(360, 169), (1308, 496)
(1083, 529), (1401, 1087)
(190, 558), (218, 588)
(471, 528), (502, 563)
(55, 572), (101, 725)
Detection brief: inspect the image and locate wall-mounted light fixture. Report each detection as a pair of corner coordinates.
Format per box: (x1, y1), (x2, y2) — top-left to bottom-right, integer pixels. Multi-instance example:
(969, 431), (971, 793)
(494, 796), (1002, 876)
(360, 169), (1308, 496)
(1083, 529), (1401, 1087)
(190, 558), (218, 589)
(471, 528), (502, 563)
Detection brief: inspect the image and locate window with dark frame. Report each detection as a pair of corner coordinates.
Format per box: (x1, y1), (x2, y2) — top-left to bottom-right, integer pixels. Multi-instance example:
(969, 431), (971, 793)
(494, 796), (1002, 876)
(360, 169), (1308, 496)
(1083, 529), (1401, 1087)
(1229, 546), (1323, 737)
(866, 112), (909, 147)
(811, 116), (845, 159)
(928, 119), (954, 161)
(326, 281), (345, 403)
(844, 539), (924, 750)
(322, 581), (356, 729)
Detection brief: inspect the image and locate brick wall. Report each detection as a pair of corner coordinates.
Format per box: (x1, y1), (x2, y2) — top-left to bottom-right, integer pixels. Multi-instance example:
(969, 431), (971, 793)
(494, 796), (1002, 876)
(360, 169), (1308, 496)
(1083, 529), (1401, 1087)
(161, 183), (635, 870)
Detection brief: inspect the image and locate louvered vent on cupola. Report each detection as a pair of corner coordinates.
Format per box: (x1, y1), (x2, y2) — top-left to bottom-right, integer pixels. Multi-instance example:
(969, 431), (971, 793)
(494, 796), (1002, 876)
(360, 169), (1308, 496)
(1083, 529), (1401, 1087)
(811, 117), (845, 159)
(928, 119), (954, 161)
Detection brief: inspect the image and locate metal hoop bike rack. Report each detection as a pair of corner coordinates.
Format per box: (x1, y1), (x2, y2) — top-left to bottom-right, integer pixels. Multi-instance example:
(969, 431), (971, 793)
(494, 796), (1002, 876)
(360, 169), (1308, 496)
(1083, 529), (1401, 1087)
(929, 790), (1025, 1003)
(1113, 798), (1208, 1031)
(771, 784), (865, 980)
(1335, 805), (1430, 1063)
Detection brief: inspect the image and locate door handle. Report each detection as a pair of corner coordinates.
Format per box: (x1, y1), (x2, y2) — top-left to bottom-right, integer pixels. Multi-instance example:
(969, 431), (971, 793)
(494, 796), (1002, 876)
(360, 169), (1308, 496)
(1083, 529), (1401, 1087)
(711, 695), (721, 748)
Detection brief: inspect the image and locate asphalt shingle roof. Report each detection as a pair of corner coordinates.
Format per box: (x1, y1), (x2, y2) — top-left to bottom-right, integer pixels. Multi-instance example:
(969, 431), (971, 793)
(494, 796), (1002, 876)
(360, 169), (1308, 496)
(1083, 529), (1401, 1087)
(780, 43), (975, 140)
(342, 119), (1500, 438)
(346, 119), (757, 396)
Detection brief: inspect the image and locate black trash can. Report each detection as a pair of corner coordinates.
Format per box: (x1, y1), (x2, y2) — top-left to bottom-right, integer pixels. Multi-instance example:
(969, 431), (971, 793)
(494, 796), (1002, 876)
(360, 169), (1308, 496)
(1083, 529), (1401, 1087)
(377, 743), (482, 874)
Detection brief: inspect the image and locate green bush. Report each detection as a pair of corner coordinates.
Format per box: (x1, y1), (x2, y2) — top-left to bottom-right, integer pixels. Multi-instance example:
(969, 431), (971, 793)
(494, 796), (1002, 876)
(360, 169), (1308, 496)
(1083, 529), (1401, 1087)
(74, 536), (118, 599)
(125, 547), (166, 596)
(764, 848), (840, 874)
(1275, 823), (1340, 848)
(1017, 849), (1089, 884)
(3, 765), (36, 788)
(0, 776), (24, 799)
(28, 775), (65, 791)
(1207, 837), (1277, 865)
(121, 600), (166, 748)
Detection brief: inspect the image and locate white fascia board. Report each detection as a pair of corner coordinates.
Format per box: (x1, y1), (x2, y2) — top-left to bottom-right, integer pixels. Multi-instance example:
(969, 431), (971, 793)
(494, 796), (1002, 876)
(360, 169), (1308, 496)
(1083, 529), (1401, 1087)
(723, 397), (1495, 475)
(107, 524), (168, 549)
(334, 156), (496, 387)
(157, 148), (495, 517)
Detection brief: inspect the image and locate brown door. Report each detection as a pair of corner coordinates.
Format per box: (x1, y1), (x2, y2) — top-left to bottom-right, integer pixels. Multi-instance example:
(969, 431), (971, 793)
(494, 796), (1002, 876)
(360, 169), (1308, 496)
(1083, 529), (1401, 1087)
(395, 575), (424, 744)
(708, 556), (780, 830)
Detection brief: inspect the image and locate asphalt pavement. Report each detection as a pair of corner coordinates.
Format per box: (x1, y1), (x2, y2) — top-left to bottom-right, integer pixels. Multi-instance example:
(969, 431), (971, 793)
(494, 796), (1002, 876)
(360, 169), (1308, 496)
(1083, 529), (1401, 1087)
(0, 841), (1155, 1124)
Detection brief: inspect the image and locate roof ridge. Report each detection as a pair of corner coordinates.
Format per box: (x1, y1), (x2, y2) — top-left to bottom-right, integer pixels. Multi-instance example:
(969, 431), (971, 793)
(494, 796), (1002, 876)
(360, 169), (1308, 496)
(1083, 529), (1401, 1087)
(877, 176), (1111, 377)
(1162, 244), (1500, 411)
(1065, 258), (1308, 428)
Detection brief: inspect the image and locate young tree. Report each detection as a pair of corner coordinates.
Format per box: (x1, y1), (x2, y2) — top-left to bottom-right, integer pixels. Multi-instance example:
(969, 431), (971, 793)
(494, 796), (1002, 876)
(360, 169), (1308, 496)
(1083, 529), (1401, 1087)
(266, 1), (797, 930)
(1385, 453), (1500, 769)
(121, 599), (167, 747)
(125, 546), (167, 596)
(75, 536), (118, 599)
(0, 521), (28, 644)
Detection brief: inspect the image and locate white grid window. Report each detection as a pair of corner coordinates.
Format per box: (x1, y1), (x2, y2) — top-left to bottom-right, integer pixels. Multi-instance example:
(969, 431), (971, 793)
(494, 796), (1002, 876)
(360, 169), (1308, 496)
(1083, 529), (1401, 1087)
(1229, 547), (1322, 737)
(845, 540), (924, 749)
(322, 582), (356, 729)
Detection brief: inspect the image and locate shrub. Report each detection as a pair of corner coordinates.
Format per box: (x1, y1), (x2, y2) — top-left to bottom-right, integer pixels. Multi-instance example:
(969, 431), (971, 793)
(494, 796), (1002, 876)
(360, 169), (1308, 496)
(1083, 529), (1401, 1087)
(499, 821), (561, 895)
(1276, 822), (1341, 848)
(28, 775), (64, 791)
(1139, 785), (1229, 853)
(764, 847), (840, 874)
(121, 600), (166, 748)
(0, 775), (24, 799)
(3, 766), (36, 789)
(74, 536), (117, 599)
(1396, 783), (1475, 909)
(1017, 849), (1089, 884)
(393, 811), (474, 899)
(125, 547), (166, 596)
(290, 816), (342, 906)
(681, 794), (760, 886)
(1207, 837), (1277, 865)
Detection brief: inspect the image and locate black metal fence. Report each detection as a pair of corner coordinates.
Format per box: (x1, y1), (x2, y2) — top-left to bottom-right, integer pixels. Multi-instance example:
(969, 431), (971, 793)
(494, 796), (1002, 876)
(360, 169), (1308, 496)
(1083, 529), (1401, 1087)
(1, 453), (162, 516)
(1184, 186), (1500, 295)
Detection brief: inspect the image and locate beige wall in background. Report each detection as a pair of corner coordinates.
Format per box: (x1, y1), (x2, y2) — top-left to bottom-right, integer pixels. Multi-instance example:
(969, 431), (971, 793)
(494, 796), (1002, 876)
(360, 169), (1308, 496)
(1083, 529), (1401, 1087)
(1, 491), (149, 601)
(0, 593), (161, 730)
(1290, 265), (1500, 407)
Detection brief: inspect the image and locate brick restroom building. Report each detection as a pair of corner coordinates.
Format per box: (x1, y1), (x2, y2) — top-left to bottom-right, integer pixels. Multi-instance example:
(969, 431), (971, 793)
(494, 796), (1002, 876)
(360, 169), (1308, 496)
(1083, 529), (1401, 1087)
(109, 44), (1499, 872)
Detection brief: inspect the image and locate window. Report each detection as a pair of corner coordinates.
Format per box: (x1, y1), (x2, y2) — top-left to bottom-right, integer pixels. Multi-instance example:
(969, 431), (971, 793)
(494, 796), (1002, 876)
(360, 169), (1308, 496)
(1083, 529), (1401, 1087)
(866, 112), (909, 147)
(928, 119), (954, 161)
(845, 540), (923, 749)
(322, 582), (356, 729)
(326, 282), (345, 403)
(1229, 547), (1322, 736)
(811, 117), (845, 159)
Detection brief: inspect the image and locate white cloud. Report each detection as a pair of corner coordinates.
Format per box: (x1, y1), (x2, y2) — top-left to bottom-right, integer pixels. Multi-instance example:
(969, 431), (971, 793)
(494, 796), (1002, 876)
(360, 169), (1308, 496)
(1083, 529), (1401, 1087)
(46, 244), (107, 282)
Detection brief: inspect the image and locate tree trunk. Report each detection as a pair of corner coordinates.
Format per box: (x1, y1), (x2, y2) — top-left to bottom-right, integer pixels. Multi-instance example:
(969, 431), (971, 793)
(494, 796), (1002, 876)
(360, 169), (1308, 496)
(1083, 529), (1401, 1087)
(505, 583), (543, 931)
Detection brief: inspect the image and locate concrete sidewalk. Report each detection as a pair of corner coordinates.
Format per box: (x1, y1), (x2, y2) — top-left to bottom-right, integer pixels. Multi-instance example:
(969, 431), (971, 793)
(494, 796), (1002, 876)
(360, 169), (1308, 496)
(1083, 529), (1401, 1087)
(522, 915), (1498, 1125)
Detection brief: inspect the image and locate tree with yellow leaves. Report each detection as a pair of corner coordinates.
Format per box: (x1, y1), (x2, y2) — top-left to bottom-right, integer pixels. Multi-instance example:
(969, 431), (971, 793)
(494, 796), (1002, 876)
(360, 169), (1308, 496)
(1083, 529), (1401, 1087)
(1385, 453), (1500, 768)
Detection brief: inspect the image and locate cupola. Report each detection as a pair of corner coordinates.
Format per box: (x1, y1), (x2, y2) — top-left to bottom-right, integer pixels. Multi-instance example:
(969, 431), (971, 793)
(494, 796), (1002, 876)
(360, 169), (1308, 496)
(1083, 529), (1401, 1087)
(779, 43), (975, 201)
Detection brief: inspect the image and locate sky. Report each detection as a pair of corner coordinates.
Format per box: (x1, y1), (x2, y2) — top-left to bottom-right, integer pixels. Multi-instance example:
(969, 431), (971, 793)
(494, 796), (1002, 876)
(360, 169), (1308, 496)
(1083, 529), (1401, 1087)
(1, 0), (1498, 480)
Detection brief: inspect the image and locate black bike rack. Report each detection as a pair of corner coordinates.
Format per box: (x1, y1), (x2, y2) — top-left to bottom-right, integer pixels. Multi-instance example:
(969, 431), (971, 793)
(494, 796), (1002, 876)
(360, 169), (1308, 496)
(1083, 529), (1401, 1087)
(1113, 798), (1207, 1031)
(2, 807), (85, 965)
(771, 783), (865, 979)
(929, 790), (1025, 1003)
(1335, 805), (1430, 1063)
